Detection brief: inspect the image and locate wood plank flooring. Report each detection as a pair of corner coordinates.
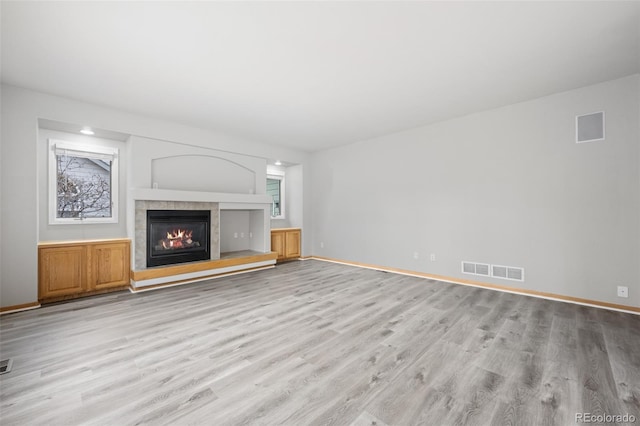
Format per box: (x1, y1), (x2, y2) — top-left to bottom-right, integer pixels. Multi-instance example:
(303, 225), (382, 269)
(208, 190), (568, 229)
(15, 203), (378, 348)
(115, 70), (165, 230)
(1, 260), (638, 425)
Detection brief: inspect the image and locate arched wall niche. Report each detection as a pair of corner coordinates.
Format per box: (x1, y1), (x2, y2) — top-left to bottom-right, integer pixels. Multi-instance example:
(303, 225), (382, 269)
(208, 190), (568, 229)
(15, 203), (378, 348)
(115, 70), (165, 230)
(151, 155), (256, 194)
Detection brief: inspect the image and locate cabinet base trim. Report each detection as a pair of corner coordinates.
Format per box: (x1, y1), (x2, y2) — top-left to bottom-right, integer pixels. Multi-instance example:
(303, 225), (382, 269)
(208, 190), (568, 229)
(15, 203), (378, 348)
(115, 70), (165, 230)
(0, 302), (41, 315)
(276, 257), (301, 263)
(39, 286), (129, 305)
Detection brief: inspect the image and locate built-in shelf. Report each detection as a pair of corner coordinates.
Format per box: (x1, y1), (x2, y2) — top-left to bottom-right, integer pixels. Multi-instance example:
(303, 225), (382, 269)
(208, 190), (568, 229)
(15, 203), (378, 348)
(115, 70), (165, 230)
(38, 238), (131, 303)
(271, 228), (301, 262)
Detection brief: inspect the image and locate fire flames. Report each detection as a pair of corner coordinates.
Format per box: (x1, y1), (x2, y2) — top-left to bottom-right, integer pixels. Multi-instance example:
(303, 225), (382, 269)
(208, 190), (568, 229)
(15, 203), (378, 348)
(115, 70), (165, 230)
(160, 229), (194, 250)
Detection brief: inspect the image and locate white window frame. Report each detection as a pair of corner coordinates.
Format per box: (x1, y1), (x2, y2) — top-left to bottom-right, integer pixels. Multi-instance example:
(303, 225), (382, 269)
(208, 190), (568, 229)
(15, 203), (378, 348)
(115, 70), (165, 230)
(48, 139), (119, 225)
(267, 169), (285, 219)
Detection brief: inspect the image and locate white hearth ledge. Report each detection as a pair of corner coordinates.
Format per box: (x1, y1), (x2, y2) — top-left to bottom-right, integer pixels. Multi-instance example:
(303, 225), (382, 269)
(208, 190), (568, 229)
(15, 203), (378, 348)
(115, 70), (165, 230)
(131, 260), (276, 288)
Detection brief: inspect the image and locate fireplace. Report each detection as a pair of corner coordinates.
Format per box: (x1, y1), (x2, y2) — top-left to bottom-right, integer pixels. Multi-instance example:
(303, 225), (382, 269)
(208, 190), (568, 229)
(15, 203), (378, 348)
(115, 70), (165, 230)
(146, 210), (211, 267)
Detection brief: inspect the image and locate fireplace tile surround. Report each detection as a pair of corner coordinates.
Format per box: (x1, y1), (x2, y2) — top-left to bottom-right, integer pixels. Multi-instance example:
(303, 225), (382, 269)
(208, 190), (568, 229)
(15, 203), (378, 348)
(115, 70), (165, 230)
(129, 188), (274, 288)
(135, 200), (220, 270)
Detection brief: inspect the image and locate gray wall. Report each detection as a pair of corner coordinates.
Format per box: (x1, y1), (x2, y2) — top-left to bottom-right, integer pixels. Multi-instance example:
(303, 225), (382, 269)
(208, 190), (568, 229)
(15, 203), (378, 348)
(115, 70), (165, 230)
(1, 86), (39, 307)
(311, 74), (640, 308)
(0, 84), (310, 308)
(2, 76), (637, 309)
(0, 84), (4, 305)
(128, 135), (267, 194)
(220, 210), (251, 253)
(285, 165), (304, 230)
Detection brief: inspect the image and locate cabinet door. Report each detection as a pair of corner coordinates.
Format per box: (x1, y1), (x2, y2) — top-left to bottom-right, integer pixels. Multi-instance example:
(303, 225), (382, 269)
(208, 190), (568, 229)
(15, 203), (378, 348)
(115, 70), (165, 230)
(285, 230), (301, 258)
(39, 246), (87, 298)
(271, 231), (285, 260)
(90, 242), (130, 290)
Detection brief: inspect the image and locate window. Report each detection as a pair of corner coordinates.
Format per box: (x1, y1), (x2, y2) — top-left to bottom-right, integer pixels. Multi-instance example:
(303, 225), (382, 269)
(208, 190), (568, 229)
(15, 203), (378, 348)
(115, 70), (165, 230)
(267, 170), (285, 219)
(48, 139), (119, 224)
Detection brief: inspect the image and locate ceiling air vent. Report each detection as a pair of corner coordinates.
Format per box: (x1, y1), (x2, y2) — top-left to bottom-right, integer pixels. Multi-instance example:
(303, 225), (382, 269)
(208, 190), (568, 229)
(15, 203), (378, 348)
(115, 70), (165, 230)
(576, 111), (605, 143)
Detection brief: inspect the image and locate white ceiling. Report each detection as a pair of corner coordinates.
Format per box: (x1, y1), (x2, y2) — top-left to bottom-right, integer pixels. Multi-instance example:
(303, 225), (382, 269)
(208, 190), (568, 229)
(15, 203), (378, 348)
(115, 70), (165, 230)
(2, 1), (639, 152)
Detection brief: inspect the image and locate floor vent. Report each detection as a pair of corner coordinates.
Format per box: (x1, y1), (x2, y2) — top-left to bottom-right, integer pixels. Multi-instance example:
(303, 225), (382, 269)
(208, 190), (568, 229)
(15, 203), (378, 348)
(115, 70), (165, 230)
(0, 359), (13, 375)
(463, 262), (525, 282)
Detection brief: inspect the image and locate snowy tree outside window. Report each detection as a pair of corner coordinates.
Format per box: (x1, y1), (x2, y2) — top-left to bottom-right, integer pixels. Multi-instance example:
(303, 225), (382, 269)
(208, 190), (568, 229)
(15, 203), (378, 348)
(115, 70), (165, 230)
(49, 139), (119, 224)
(56, 155), (112, 218)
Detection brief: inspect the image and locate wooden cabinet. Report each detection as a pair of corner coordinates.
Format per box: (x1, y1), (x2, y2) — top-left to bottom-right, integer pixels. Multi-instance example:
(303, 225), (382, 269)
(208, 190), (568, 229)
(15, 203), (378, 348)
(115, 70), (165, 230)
(284, 229), (301, 258)
(90, 242), (130, 290)
(271, 228), (301, 261)
(39, 245), (88, 298)
(271, 230), (286, 260)
(39, 239), (130, 301)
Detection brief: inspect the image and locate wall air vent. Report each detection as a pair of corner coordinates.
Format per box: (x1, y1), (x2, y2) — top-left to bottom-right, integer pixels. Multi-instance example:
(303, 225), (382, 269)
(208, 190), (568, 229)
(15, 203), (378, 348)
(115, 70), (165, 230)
(462, 261), (475, 274)
(492, 264), (525, 282)
(576, 111), (605, 143)
(461, 261), (490, 277)
(492, 265), (507, 279)
(463, 261), (525, 282)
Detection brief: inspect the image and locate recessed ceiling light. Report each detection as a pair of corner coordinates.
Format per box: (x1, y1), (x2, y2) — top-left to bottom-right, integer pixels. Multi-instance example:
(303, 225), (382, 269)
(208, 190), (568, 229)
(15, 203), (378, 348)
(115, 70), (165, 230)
(80, 127), (95, 135)
(274, 160), (282, 166)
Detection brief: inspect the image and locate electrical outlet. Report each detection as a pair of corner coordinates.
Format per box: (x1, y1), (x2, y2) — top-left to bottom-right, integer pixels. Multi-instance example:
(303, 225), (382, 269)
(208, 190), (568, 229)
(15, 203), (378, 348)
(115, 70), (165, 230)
(234, 232), (238, 238)
(320, 242), (324, 248)
(240, 232), (245, 238)
(430, 253), (436, 262)
(617, 286), (628, 298)
(413, 252), (419, 259)
(249, 232), (253, 238)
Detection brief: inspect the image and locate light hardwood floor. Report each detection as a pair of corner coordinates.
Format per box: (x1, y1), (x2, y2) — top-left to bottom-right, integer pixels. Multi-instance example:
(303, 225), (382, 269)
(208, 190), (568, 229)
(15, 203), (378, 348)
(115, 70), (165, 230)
(1, 260), (639, 425)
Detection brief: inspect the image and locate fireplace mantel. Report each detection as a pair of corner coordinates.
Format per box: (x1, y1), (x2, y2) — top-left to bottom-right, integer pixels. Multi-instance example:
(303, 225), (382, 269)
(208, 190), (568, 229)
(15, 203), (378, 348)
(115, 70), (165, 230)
(130, 188), (271, 205)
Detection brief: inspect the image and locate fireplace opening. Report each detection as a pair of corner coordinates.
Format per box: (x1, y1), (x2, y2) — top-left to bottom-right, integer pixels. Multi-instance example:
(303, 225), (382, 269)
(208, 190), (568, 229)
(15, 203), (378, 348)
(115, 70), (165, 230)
(147, 210), (211, 267)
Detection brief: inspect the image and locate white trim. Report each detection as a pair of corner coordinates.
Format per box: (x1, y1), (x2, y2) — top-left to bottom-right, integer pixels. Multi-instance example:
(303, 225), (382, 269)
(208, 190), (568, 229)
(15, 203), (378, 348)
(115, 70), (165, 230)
(130, 265), (275, 293)
(52, 140), (118, 160)
(311, 257), (639, 315)
(0, 304), (41, 315)
(48, 139), (119, 225)
(130, 260), (276, 288)
(129, 265), (275, 293)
